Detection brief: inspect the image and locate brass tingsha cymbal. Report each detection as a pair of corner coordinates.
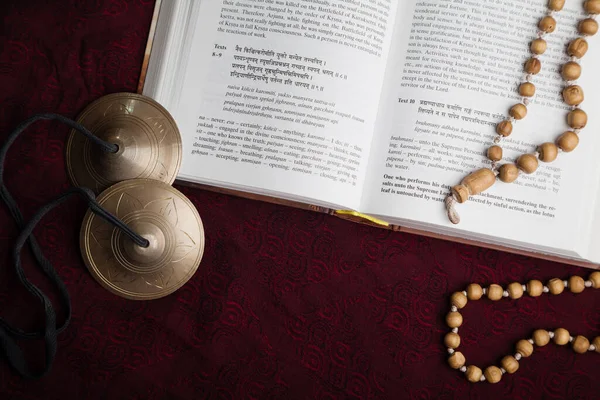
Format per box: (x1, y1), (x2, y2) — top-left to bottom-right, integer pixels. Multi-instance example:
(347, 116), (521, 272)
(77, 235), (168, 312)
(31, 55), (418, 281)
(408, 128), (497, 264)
(80, 179), (204, 300)
(66, 93), (182, 194)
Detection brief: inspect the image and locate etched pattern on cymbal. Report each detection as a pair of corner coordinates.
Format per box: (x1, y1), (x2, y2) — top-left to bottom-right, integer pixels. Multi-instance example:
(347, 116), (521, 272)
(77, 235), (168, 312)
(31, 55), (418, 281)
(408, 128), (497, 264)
(66, 93), (182, 194)
(80, 179), (204, 300)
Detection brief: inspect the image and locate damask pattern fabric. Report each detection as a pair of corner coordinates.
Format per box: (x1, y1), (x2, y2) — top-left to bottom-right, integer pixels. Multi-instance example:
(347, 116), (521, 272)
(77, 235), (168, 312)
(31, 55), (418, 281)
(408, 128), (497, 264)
(0, 1), (598, 399)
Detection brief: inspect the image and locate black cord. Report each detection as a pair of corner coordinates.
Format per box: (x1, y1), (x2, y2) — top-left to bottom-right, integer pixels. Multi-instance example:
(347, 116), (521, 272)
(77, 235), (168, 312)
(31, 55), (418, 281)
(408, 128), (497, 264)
(0, 113), (148, 379)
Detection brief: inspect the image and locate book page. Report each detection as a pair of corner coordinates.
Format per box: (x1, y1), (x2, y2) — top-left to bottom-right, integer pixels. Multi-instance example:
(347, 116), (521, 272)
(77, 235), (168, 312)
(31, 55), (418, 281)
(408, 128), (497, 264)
(172, 0), (398, 209)
(361, 0), (600, 257)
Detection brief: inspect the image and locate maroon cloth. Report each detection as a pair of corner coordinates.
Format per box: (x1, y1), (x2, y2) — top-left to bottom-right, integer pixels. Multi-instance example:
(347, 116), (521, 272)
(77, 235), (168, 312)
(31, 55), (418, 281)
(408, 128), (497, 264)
(0, 1), (598, 398)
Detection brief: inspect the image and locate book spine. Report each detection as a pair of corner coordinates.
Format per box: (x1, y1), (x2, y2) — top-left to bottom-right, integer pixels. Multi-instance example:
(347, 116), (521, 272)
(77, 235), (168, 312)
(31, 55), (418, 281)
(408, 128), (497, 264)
(137, 0), (163, 94)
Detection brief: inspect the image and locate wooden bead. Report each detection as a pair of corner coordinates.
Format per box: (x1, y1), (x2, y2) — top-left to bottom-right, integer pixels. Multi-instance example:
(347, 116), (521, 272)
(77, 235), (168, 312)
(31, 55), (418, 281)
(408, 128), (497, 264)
(562, 61), (582, 81)
(567, 109), (587, 129)
(548, 0), (565, 11)
(507, 282), (524, 299)
(569, 276), (585, 293)
(445, 337), (462, 353)
(496, 120), (513, 137)
(554, 328), (570, 345)
(467, 283), (483, 300)
(584, 0), (600, 14)
(501, 355), (519, 374)
(487, 145), (503, 161)
(448, 351), (466, 369)
(487, 284), (503, 301)
(590, 271), (600, 288)
(451, 292), (468, 308)
(593, 337), (600, 353)
(527, 280), (544, 297)
(538, 143), (558, 163)
(484, 366), (502, 384)
(509, 104), (527, 120)
(556, 131), (579, 152)
(446, 311), (463, 328)
(516, 339), (534, 357)
(445, 332), (461, 349)
(563, 85), (584, 106)
(524, 58), (542, 74)
(539, 16), (556, 33)
(548, 278), (565, 294)
(533, 329), (550, 346)
(519, 82), (536, 97)
(517, 154), (538, 174)
(573, 336), (590, 354)
(530, 39), (547, 55)
(568, 38), (589, 58)
(498, 164), (519, 183)
(465, 366), (483, 383)
(452, 168), (496, 203)
(579, 18), (599, 36)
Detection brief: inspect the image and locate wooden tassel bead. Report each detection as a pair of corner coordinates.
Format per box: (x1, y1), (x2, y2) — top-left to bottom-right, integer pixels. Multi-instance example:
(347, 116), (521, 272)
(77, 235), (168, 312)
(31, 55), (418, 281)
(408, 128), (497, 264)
(569, 276), (585, 293)
(562, 62), (582, 81)
(498, 164), (519, 183)
(496, 120), (513, 137)
(584, 0), (600, 14)
(448, 352), (466, 369)
(527, 280), (544, 297)
(538, 143), (558, 163)
(501, 355), (519, 374)
(519, 82), (536, 97)
(451, 168), (496, 204)
(579, 18), (599, 36)
(533, 329), (550, 346)
(484, 366), (502, 384)
(487, 284), (503, 301)
(556, 131), (579, 152)
(487, 145), (503, 162)
(517, 154), (538, 174)
(530, 39), (547, 55)
(446, 312), (463, 328)
(548, 278), (565, 294)
(590, 271), (600, 288)
(593, 337), (600, 353)
(568, 38), (589, 58)
(509, 104), (527, 120)
(451, 292), (468, 308)
(572, 336), (590, 354)
(539, 16), (556, 33)
(549, 0), (566, 11)
(516, 339), (534, 357)
(465, 366), (482, 383)
(467, 284), (483, 300)
(507, 282), (524, 299)
(524, 58), (542, 74)
(445, 332), (461, 349)
(567, 109), (587, 129)
(563, 85), (584, 106)
(554, 328), (570, 345)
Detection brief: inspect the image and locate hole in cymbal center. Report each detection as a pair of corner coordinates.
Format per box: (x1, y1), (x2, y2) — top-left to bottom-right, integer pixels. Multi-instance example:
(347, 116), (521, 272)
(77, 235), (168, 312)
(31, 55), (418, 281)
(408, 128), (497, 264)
(122, 222), (167, 265)
(102, 128), (125, 156)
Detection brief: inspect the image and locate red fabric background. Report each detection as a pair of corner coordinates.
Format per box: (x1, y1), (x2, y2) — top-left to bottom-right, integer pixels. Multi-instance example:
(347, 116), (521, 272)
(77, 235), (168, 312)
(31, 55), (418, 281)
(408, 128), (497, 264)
(0, 1), (599, 399)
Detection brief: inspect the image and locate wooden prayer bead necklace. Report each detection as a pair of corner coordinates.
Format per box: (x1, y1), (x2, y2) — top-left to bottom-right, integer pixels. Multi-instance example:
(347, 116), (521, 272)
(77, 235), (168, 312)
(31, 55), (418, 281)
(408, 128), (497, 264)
(445, 0), (599, 224)
(445, 271), (600, 383)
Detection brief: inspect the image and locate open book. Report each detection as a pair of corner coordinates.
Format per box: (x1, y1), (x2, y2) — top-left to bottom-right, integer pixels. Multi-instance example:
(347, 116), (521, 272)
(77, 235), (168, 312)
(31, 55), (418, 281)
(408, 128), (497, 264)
(140, 0), (600, 268)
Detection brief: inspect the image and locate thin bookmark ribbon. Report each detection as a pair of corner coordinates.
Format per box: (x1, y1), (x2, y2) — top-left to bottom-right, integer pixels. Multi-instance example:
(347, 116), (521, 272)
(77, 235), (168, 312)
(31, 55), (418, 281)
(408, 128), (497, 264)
(0, 113), (147, 379)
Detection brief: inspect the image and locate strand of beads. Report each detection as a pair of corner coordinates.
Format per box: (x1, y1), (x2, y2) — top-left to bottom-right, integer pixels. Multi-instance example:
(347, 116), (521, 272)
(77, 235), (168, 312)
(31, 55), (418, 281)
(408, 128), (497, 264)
(445, 271), (600, 383)
(445, 0), (599, 224)
(491, 0), (564, 173)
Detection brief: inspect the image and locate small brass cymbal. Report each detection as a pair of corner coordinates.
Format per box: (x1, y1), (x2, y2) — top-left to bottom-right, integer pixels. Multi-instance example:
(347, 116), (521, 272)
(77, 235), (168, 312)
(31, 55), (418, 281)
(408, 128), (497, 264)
(66, 93), (182, 194)
(80, 179), (204, 300)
